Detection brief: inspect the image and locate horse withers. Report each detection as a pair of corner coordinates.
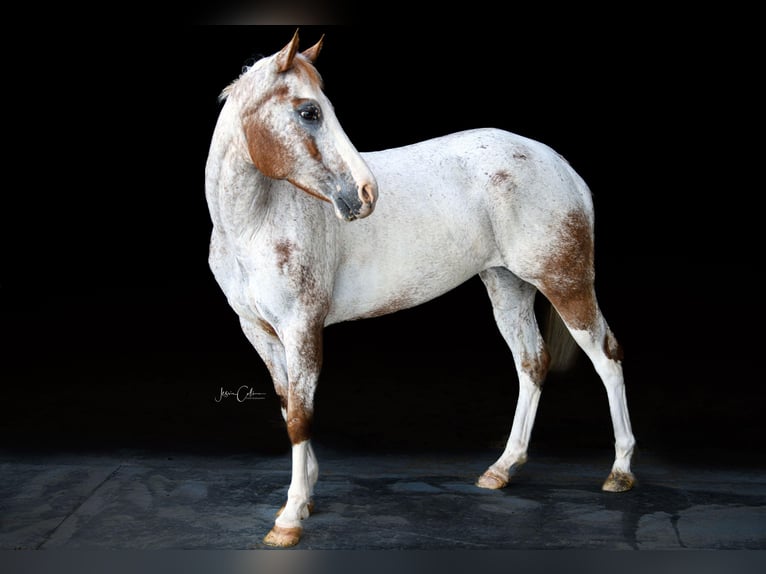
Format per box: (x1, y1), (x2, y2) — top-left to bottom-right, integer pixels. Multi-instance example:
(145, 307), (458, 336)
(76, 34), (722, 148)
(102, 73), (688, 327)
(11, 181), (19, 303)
(204, 30), (636, 547)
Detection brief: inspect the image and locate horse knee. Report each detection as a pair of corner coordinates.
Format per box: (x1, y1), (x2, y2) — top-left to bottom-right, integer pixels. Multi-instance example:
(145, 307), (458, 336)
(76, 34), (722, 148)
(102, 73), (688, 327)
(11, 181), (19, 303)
(285, 377), (318, 444)
(286, 408), (313, 444)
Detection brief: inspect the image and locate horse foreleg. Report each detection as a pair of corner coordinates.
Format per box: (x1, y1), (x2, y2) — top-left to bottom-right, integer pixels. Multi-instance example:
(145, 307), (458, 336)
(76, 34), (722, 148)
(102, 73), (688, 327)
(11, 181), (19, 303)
(477, 374), (542, 489)
(241, 318), (321, 546)
(477, 269), (548, 489)
(263, 323), (323, 548)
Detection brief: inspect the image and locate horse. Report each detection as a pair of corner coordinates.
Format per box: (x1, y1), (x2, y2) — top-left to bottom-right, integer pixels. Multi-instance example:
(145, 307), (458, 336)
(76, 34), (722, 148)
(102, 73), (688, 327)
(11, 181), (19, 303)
(204, 30), (636, 548)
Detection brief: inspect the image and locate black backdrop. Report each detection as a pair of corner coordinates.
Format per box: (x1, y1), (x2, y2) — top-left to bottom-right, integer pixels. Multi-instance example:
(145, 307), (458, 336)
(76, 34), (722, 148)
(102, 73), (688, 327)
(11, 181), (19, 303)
(2, 23), (760, 467)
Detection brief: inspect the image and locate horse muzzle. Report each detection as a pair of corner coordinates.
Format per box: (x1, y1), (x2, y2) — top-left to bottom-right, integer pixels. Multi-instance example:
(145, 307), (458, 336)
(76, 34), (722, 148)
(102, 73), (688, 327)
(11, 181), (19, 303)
(330, 180), (378, 222)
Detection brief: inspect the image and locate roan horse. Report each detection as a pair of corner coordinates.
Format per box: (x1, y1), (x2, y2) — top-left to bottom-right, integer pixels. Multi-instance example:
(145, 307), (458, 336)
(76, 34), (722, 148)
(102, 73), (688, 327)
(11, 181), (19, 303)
(205, 31), (636, 547)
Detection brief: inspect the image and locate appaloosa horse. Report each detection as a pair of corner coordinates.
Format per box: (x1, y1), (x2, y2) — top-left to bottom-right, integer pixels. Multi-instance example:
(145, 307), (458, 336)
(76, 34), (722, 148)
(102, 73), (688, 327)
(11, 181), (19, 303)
(204, 31), (636, 547)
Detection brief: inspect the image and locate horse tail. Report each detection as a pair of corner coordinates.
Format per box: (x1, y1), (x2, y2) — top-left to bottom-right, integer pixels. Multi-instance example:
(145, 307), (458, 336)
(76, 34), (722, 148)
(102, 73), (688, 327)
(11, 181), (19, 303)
(542, 300), (580, 373)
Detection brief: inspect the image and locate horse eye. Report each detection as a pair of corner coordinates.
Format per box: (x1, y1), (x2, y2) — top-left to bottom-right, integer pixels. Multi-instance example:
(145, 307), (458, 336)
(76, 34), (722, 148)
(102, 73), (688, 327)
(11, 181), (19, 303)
(298, 104), (321, 122)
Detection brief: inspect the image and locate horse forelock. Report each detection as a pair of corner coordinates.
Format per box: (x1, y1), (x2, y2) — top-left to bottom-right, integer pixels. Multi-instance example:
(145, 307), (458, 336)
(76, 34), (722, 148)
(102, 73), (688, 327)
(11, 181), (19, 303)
(220, 51), (323, 103)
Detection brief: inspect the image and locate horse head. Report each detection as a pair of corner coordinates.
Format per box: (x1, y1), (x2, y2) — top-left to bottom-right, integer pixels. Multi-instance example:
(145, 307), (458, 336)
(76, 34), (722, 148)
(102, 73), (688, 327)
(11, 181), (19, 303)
(225, 30), (378, 221)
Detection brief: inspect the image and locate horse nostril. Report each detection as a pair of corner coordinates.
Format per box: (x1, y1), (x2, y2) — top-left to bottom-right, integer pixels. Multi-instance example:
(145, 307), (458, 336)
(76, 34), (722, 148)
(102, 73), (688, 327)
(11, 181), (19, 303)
(360, 182), (376, 204)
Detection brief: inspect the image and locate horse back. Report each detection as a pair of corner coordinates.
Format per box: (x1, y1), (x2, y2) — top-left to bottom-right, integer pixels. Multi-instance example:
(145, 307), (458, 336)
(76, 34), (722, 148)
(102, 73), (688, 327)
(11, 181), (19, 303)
(326, 128), (594, 323)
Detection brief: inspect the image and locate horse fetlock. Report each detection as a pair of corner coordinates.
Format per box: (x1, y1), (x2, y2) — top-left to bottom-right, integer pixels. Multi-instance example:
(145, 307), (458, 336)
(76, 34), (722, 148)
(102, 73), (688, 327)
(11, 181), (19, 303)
(275, 499), (315, 518)
(616, 438), (636, 461)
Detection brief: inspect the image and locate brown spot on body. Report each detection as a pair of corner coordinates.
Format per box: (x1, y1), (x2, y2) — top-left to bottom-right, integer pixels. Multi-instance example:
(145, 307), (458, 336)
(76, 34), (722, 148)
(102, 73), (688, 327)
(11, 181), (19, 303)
(538, 210), (597, 331)
(360, 294), (415, 319)
(286, 386), (315, 444)
(520, 345), (551, 387)
(298, 325), (324, 375)
(274, 239), (295, 270)
(488, 170), (518, 198)
(285, 325), (324, 445)
(512, 144), (530, 161)
(286, 411), (313, 444)
(273, 240), (329, 310)
(490, 170), (511, 185)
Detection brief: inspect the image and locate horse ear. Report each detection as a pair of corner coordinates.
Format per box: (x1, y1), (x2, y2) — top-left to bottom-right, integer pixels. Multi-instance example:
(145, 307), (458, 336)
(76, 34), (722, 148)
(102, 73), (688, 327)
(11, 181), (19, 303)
(301, 34), (324, 63)
(276, 29), (300, 73)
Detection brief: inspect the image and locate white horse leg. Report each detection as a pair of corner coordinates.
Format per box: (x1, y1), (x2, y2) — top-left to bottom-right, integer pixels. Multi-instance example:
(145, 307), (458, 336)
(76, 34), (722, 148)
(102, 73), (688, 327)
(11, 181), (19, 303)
(566, 322), (636, 491)
(476, 268), (549, 489)
(260, 321), (323, 547)
(526, 209), (636, 492)
(541, 286), (636, 491)
(240, 317), (289, 416)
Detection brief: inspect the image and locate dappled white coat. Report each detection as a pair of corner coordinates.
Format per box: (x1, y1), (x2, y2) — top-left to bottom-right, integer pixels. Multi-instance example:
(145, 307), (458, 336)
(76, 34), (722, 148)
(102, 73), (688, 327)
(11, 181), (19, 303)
(205, 32), (634, 549)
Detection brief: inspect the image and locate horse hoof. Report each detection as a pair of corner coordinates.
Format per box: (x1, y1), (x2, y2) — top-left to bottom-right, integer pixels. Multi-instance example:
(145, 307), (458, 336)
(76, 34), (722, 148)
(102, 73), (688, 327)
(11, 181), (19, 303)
(476, 468), (509, 490)
(276, 500), (315, 518)
(602, 470), (635, 492)
(263, 525), (302, 547)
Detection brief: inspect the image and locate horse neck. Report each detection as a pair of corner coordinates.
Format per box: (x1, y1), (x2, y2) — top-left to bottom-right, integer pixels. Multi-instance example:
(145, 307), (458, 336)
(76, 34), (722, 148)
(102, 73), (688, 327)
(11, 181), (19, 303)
(205, 100), (273, 240)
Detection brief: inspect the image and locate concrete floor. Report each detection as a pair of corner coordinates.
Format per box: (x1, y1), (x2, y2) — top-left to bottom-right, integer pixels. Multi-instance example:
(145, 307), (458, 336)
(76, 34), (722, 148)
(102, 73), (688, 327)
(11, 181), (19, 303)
(1, 446), (764, 551)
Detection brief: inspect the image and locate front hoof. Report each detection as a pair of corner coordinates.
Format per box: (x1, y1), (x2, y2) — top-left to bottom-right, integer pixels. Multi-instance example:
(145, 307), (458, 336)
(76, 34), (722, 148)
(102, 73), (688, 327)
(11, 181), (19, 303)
(602, 470), (636, 492)
(476, 468), (509, 490)
(263, 525), (302, 548)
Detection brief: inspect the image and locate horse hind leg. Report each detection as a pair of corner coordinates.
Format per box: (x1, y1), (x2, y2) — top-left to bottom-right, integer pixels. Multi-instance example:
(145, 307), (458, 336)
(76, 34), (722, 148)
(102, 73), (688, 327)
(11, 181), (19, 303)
(538, 274), (636, 491)
(476, 268), (550, 489)
(551, 294), (636, 491)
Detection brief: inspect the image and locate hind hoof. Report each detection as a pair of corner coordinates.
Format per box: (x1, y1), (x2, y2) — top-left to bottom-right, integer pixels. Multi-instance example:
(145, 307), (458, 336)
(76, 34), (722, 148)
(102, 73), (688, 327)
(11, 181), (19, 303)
(476, 468), (509, 489)
(602, 470), (635, 492)
(263, 525), (302, 547)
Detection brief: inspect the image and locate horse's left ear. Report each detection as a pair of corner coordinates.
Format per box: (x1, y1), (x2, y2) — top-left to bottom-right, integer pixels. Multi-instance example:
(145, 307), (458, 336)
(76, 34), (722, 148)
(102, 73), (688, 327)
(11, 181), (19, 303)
(301, 34), (324, 63)
(276, 29), (301, 73)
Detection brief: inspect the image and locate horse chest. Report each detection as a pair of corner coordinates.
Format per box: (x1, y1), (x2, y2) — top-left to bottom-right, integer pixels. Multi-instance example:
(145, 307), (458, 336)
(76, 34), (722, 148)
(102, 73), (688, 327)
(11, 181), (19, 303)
(212, 226), (335, 326)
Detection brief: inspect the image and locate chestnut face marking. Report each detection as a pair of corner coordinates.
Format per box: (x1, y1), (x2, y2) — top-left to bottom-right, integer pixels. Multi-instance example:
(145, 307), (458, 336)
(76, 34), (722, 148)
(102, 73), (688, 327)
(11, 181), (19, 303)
(228, 32), (377, 222)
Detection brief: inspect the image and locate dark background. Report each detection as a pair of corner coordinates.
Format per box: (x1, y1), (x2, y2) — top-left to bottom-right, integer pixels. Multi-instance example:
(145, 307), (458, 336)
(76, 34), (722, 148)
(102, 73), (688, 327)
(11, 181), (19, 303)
(2, 22), (760, 469)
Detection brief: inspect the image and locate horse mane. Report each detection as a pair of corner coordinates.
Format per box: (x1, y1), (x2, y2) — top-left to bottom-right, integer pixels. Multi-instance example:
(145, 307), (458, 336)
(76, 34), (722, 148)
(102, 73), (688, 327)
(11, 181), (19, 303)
(218, 53), (267, 102)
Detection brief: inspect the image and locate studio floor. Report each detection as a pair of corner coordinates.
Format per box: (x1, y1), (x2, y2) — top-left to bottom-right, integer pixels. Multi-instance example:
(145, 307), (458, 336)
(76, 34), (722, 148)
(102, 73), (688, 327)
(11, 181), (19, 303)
(1, 445), (763, 551)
